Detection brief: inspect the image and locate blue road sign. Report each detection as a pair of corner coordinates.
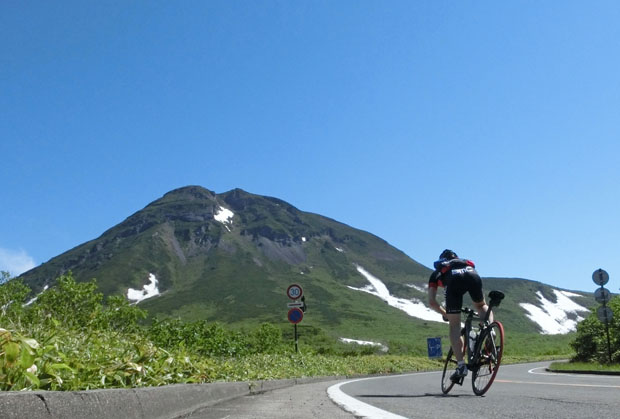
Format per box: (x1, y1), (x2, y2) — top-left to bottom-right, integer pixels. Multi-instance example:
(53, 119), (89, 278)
(288, 308), (304, 324)
(427, 337), (442, 359)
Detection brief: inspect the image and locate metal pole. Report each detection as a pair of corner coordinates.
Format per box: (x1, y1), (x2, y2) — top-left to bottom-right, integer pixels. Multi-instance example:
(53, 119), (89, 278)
(601, 292), (612, 364)
(294, 324), (298, 353)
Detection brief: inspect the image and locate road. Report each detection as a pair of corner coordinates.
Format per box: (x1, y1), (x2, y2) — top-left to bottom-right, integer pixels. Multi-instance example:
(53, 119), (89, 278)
(332, 361), (620, 418)
(184, 361), (620, 418)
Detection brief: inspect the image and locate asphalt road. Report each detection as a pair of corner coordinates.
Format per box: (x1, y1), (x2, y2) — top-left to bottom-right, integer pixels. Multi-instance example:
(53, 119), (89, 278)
(185, 361), (620, 419)
(333, 361), (620, 418)
(179, 378), (355, 419)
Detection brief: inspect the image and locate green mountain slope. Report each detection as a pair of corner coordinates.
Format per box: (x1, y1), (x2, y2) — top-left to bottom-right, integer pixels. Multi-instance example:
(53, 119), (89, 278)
(18, 186), (595, 344)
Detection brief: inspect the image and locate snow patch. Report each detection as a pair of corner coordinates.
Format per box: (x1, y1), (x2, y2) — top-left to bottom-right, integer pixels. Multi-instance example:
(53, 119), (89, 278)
(349, 266), (444, 323)
(24, 285), (49, 306)
(335, 247), (344, 253)
(339, 338), (388, 352)
(302, 237), (307, 242)
(214, 206), (234, 231)
(406, 284), (427, 293)
(519, 290), (589, 334)
(558, 290), (583, 298)
(127, 274), (160, 304)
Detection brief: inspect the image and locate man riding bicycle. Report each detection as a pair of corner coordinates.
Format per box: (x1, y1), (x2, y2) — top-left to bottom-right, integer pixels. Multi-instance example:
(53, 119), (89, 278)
(428, 249), (492, 381)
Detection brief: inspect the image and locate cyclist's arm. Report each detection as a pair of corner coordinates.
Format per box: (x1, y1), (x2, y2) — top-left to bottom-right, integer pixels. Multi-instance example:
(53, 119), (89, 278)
(428, 286), (448, 320)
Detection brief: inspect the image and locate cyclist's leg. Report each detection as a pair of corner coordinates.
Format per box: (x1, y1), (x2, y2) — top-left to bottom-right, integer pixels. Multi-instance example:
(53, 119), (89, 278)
(468, 273), (492, 323)
(446, 312), (464, 362)
(444, 284), (465, 362)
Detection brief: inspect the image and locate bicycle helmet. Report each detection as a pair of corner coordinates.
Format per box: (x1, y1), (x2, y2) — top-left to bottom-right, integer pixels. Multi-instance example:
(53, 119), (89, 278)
(439, 249), (458, 260)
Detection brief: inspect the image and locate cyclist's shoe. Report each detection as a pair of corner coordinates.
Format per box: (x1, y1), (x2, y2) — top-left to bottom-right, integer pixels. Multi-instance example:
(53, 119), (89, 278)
(450, 364), (468, 382)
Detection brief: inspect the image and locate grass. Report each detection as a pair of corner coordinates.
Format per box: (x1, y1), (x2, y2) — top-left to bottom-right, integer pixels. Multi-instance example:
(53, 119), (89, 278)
(548, 361), (620, 373)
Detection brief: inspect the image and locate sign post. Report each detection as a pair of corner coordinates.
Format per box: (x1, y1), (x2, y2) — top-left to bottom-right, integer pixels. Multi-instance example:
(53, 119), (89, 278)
(592, 269), (613, 363)
(286, 284), (305, 353)
(427, 337), (442, 359)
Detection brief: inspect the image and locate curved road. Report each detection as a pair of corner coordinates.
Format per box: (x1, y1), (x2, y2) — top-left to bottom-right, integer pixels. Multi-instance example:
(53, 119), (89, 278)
(330, 361), (620, 418)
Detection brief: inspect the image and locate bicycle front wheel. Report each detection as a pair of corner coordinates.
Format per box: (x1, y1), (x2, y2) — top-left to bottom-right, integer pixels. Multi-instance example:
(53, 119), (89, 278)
(472, 321), (504, 396)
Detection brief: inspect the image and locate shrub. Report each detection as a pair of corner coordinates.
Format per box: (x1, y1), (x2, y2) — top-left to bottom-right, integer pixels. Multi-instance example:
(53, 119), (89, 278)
(571, 296), (620, 363)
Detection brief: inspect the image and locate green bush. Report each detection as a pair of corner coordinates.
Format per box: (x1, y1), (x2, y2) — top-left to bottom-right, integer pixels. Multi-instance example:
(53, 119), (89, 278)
(571, 296), (620, 363)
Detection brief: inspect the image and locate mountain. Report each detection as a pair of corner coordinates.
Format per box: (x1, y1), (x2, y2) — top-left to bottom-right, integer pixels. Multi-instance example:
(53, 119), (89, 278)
(18, 186), (594, 342)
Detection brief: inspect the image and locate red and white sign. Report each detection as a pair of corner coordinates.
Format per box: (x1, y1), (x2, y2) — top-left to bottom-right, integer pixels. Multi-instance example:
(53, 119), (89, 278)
(287, 284), (303, 300)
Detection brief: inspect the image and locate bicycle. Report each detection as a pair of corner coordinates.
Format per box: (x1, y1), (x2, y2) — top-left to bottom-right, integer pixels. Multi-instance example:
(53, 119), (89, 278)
(441, 290), (505, 396)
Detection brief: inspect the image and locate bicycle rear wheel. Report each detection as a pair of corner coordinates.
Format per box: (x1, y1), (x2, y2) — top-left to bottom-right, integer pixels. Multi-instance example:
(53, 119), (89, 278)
(441, 347), (458, 394)
(471, 321), (504, 396)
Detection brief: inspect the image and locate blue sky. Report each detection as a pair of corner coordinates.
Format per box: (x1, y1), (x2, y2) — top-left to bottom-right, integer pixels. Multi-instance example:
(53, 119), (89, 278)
(1, 1), (618, 292)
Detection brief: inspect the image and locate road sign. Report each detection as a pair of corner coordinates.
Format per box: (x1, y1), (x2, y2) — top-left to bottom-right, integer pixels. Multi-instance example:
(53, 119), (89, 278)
(427, 337), (442, 359)
(287, 284), (303, 300)
(287, 301), (304, 308)
(287, 307), (304, 324)
(592, 269), (609, 286)
(597, 306), (613, 323)
(595, 287), (612, 304)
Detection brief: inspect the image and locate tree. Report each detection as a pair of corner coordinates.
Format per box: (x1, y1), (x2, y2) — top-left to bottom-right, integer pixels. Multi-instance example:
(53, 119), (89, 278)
(0, 271), (11, 285)
(0, 278), (30, 324)
(571, 296), (620, 363)
(30, 273), (103, 329)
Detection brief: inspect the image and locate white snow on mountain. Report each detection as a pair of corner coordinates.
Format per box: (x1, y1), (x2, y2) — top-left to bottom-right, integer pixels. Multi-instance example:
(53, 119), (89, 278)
(214, 206), (234, 231)
(339, 337), (388, 352)
(23, 285), (49, 306)
(349, 266), (589, 335)
(520, 290), (589, 334)
(127, 273), (160, 304)
(406, 283), (427, 293)
(349, 265), (444, 322)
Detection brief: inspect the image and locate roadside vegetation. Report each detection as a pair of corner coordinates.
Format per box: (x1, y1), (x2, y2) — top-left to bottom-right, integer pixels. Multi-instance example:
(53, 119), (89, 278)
(549, 295), (620, 373)
(1, 272), (572, 391)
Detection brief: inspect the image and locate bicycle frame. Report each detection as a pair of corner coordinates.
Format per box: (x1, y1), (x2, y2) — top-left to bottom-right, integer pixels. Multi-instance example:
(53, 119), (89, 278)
(441, 290), (505, 396)
(461, 308), (479, 366)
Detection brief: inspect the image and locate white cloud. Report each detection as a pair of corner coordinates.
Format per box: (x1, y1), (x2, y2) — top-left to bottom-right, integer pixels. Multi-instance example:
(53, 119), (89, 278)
(0, 247), (36, 276)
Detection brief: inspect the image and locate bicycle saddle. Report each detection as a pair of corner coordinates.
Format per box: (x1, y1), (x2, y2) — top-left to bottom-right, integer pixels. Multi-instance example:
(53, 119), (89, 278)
(488, 290), (505, 306)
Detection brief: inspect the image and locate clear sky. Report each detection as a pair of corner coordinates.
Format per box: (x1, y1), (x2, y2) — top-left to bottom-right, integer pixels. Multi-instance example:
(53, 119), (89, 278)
(2, 1), (619, 292)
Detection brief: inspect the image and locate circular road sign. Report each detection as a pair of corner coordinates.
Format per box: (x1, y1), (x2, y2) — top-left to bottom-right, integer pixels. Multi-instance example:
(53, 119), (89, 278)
(597, 306), (613, 323)
(592, 269), (609, 286)
(287, 284), (303, 300)
(287, 307), (304, 324)
(595, 287), (612, 304)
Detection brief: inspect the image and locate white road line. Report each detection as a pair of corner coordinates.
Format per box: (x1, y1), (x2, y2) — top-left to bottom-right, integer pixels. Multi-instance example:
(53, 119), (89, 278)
(528, 366), (579, 376)
(327, 372), (438, 419)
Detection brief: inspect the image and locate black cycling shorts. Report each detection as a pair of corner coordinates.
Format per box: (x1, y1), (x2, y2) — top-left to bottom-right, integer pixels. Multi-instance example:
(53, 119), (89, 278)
(444, 270), (484, 314)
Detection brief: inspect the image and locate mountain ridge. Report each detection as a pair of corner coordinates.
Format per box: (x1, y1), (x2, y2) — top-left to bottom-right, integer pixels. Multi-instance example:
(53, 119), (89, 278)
(18, 185), (594, 341)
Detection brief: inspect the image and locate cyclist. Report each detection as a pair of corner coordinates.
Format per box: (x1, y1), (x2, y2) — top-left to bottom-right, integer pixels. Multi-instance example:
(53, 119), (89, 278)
(428, 249), (492, 381)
